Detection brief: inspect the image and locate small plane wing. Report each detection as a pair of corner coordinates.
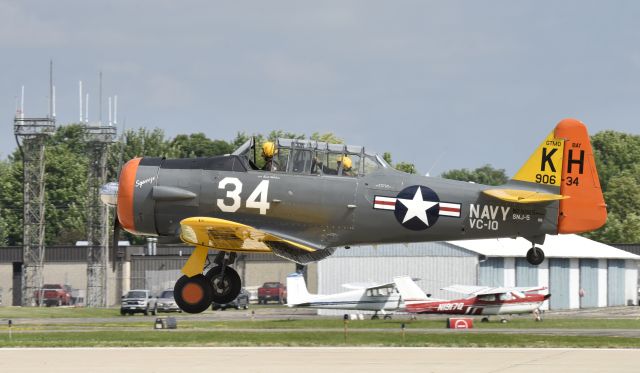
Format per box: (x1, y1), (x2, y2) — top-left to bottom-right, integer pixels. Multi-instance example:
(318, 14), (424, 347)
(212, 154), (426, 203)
(343, 278), (420, 291)
(483, 189), (567, 204)
(442, 284), (547, 296)
(179, 217), (336, 267)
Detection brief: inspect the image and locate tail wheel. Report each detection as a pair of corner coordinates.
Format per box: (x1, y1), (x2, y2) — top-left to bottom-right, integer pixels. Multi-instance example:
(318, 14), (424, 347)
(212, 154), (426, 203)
(205, 266), (241, 304)
(526, 247), (545, 265)
(174, 274), (213, 314)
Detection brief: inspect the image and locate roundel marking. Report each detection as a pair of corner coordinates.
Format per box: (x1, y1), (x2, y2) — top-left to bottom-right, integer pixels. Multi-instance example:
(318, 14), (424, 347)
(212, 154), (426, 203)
(393, 185), (440, 231)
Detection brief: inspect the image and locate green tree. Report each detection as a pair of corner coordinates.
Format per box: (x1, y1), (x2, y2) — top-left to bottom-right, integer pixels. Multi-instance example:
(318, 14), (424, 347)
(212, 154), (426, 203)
(381, 152), (392, 165)
(310, 132), (344, 144)
(441, 165), (508, 186)
(169, 133), (234, 158)
(583, 131), (640, 243)
(395, 162), (417, 174)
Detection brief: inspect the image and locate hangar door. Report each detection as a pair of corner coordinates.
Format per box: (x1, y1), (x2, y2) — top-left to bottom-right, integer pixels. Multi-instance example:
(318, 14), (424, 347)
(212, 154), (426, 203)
(607, 259), (625, 306)
(579, 259), (598, 308)
(549, 258), (570, 310)
(479, 258), (504, 287)
(515, 258), (538, 287)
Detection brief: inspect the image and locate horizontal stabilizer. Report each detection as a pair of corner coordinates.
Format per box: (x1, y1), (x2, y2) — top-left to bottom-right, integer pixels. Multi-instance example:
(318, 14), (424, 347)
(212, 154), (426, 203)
(483, 189), (567, 204)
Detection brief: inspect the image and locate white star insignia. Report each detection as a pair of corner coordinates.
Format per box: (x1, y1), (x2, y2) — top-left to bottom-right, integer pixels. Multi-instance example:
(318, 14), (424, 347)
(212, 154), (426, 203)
(397, 187), (439, 226)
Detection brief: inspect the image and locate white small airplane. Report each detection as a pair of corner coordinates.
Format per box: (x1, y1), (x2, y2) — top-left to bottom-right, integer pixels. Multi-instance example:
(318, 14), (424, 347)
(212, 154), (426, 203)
(286, 272), (404, 319)
(394, 276), (549, 322)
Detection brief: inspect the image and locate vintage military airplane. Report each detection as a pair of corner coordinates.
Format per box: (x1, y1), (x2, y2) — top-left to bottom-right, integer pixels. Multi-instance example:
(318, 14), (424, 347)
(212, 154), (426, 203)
(104, 118), (606, 313)
(394, 276), (550, 322)
(286, 272), (405, 319)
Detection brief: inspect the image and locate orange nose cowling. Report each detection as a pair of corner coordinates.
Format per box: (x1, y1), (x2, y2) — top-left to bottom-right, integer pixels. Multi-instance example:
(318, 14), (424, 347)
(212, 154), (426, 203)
(117, 158), (142, 233)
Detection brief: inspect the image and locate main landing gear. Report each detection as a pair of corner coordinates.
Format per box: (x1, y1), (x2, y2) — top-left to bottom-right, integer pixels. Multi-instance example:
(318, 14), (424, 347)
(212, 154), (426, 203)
(174, 252), (242, 314)
(526, 246), (545, 266)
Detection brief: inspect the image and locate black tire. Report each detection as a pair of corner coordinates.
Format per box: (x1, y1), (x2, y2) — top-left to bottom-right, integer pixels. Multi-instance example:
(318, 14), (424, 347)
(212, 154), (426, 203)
(481, 317), (490, 323)
(120, 309), (125, 316)
(383, 315), (392, 320)
(174, 274), (214, 314)
(526, 247), (545, 265)
(205, 266), (241, 304)
(371, 315), (379, 320)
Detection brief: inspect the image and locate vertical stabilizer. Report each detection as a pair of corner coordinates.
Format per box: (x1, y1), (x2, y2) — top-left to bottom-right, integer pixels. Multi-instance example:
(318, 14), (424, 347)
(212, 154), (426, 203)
(286, 273), (312, 306)
(554, 119), (607, 233)
(393, 276), (428, 301)
(511, 118), (606, 234)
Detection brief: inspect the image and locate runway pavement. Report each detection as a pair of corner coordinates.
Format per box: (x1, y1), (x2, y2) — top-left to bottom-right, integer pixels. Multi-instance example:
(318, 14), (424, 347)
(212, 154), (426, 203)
(0, 347), (637, 373)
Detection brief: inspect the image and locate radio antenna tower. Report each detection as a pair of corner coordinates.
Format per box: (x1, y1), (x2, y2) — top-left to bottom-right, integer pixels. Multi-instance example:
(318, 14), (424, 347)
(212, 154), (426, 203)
(84, 72), (117, 307)
(13, 61), (56, 306)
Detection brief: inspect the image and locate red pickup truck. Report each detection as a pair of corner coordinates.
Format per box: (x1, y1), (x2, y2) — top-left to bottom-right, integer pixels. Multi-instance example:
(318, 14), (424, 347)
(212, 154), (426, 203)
(257, 282), (287, 304)
(34, 284), (73, 306)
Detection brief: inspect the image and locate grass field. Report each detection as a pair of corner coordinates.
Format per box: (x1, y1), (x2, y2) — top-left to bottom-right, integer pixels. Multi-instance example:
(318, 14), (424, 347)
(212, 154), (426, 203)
(1, 306), (639, 347)
(1, 329), (640, 348)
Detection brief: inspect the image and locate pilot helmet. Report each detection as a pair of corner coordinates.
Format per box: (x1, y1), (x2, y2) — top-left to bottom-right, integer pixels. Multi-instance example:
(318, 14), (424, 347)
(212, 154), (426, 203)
(262, 142), (276, 158)
(337, 155), (352, 170)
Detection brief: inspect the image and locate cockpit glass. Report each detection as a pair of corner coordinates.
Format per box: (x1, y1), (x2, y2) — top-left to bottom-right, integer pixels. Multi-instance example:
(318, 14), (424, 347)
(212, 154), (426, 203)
(364, 155), (381, 174)
(290, 149), (312, 174)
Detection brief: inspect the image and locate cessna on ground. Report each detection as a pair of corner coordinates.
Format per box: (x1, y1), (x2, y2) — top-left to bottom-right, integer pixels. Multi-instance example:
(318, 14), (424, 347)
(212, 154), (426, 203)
(286, 272), (405, 319)
(394, 276), (550, 322)
(103, 118), (606, 313)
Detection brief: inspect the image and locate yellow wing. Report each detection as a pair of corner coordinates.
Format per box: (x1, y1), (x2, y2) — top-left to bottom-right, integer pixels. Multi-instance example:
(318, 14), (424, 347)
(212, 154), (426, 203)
(179, 217), (318, 277)
(180, 217), (316, 253)
(483, 189), (568, 204)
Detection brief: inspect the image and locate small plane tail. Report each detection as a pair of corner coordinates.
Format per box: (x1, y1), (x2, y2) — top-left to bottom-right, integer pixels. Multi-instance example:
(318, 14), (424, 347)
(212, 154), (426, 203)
(510, 118), (607, 233)
(286, 272), (312, 306)
(393, 276), (429, 301)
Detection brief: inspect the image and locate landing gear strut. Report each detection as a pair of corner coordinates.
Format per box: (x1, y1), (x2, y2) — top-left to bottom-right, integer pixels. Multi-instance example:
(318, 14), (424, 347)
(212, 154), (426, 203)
(526, 246), (545, 265)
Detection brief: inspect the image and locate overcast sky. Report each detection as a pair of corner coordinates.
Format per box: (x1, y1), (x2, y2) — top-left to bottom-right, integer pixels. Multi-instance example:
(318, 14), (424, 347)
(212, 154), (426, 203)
(2, 1), (639, 176)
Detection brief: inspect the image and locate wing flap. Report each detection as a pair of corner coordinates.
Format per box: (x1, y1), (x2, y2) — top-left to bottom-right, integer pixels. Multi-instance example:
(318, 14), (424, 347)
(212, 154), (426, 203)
(483, 188), (568, 204)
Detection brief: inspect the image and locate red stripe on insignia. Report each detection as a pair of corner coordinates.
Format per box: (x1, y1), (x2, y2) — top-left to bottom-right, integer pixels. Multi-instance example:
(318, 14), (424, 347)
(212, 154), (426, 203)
(376, 201), (396, 206)
(440, 206), (460, 212)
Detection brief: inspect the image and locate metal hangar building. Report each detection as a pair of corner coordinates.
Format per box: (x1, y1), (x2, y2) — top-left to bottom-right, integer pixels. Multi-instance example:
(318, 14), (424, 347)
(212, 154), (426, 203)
(316, 234), (639, 314)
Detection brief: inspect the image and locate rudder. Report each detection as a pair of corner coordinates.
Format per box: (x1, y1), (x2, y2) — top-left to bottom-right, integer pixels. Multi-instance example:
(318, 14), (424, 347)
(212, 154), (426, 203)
(286, 273), (312, 306)
(554, 118), (607, 233)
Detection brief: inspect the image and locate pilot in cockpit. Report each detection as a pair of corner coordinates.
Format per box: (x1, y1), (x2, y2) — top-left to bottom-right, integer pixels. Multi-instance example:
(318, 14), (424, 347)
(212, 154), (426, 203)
(338, 155), (355, 177)
(261, 142), (278, 171)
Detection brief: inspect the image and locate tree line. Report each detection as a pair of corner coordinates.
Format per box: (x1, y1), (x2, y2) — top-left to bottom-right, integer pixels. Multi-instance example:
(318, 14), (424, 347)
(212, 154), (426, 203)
(0, 124), (637, 245)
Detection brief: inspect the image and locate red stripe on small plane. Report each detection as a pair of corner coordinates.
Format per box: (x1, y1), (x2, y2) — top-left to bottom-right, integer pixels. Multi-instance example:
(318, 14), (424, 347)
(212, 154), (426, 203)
(376, 201), (396, 206)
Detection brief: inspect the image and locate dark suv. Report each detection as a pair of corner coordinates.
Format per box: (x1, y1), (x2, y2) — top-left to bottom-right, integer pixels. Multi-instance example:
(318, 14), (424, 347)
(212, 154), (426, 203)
(212, 288), (250, 310)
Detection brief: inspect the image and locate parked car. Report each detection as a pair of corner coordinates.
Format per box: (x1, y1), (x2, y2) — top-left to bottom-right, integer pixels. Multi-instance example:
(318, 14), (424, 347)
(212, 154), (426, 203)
(34, 284), (73, 306)
(212, 288), (250, 310)
(153, 289), (181, 314)
(257, 282), (287, 304)
(120, 289), (155, 315)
